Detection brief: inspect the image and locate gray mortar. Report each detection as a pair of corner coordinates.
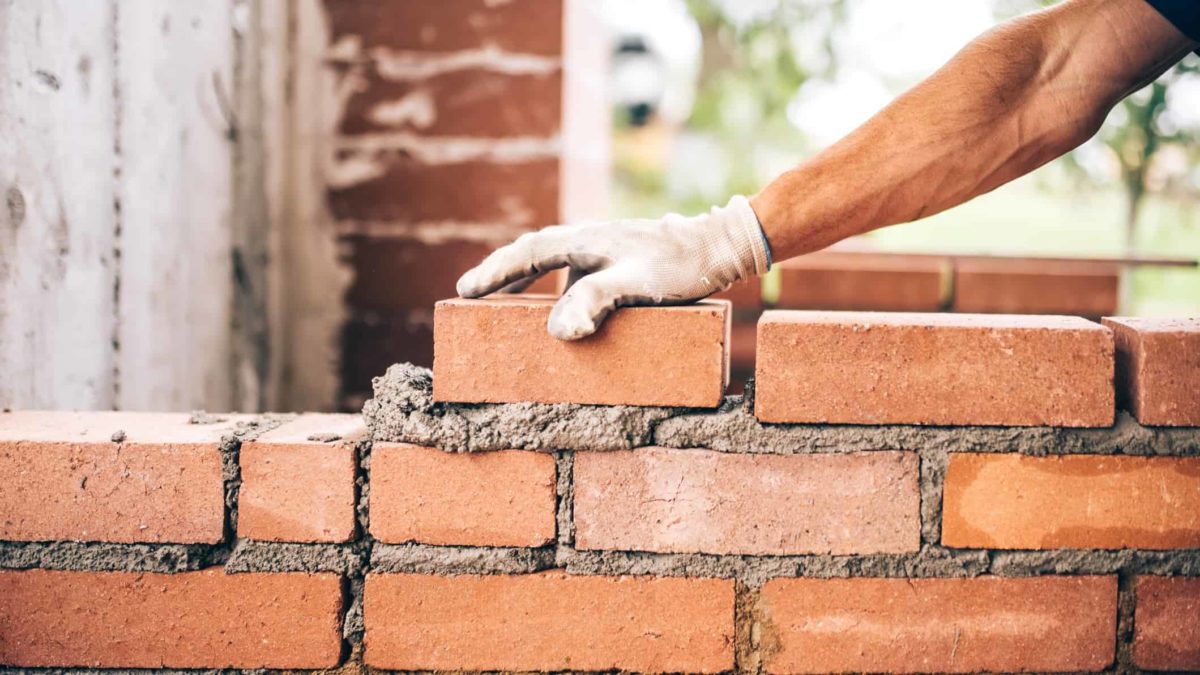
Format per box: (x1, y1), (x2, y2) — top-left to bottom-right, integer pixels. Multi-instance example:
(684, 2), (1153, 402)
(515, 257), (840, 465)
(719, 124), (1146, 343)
(223, 540), (367, 575)
(362, 364), (677, 451)
(919, 448), (949, 545)
(364, 364), (1200, 457)
(370, 543), (556, 575)
(555, 451), (575, 546)
(0, 542), (223, 573)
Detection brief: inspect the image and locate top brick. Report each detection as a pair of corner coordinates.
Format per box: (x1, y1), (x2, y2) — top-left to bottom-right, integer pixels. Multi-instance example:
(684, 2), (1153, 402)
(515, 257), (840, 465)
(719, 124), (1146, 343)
(324, 0), (565, 55)
(1103, 317), (1200, 426)
(433, 296), (730, 407)
(755, 311), (1114, 426)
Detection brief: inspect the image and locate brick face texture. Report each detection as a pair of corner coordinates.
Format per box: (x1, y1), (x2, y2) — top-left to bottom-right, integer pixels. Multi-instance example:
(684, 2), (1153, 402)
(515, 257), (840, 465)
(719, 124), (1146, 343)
(369, 443), (555, 547)
(574, 448), (920, 555)
(942, 454), (1200, 549)
(0, 568), (343, 668)
(1135, 576), (1200, 670)
(1104, 316), (1200, 426)
(434, 296), (730, 407)
(760, 576), (1118, 673)
(237, 414), (363, 543)
(755, 311), (1114, 426)
(0, 411), (229, 543)
(364, 572), (734, 672)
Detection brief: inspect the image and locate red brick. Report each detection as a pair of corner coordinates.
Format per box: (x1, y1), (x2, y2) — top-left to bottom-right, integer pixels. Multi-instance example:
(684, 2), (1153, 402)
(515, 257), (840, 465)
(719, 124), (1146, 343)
(364, 572), (733, 672)
(1135, 576), (1200, 671)
(942, 454), (1200, 549)
(369, 443), (555, 547)
(324, 0), (565, 55)
(0, 568), (343, 668)
(328, 157), (559, 227)
(346, 239), (495, 311)
(434, 296), (730, 407)
(776, 252), (947, 311)
(755, 311), (1114, 426)
(0, 411), (233, 543)
(237, 414), (363, 543)
(1103, 317), (1200, 426)
(341, 68), (563, 137)
(760, 576), (1117, 673)
(574, 447), (919, 555)
(955, 259), (1119, 316)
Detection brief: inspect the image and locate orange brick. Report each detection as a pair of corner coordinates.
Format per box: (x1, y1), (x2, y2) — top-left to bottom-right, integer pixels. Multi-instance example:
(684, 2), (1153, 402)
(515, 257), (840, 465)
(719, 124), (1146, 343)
(324, 0), (566, 55)
(237, 414), (363, 543)
(1135, 576), (1200, 671)
(760, 576), (1117, 673)
(364, 572), (733, 672)
(369, 443), (555, 547)
(0, 411), (232, 543)
(943, 454), (1200, 549)
(755, 311), (1114, 426)
(776, 252), (947, 311)
(1103, 317), (1200, 426)
(433, 296), (730, 407)
(0, 568), (343, 668)
(954, 259), (1118, 316)
(574, 448), (919, 555)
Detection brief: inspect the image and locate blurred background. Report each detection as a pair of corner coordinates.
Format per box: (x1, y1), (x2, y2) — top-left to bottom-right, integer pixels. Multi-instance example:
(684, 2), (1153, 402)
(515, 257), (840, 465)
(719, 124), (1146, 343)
(2, 0), (1197, 412)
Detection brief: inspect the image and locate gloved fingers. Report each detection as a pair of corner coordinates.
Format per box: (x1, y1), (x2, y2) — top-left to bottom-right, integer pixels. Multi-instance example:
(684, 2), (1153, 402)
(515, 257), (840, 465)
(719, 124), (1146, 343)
(498, 269), (549, 294)
(457, 226), (594, 298)
(547, 266), (638, 340)
(563, 267), (588, 292)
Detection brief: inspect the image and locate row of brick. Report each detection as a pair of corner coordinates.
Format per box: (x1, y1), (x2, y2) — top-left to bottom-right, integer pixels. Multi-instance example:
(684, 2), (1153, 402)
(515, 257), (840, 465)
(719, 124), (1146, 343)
(1, 569), (1194, 671)
(3, 412), (1198, 551)
(433, 297), (1200, 426)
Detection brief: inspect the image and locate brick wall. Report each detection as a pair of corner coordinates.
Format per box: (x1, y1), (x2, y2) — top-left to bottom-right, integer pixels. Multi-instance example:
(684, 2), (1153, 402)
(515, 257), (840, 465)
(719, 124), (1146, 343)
(2, 309), (1198, 672)
(324, 0), (609, 409)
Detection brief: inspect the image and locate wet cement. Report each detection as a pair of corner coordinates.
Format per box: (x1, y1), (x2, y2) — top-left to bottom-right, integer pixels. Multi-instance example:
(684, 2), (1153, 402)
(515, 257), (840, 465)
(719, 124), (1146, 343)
(364, 365), (1200, 456)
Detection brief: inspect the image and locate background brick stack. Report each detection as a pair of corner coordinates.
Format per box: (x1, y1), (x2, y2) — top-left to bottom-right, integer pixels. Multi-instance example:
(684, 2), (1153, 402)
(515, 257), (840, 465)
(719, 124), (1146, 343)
(328, 0), (609, 409)
(2, 308), (1197, 672)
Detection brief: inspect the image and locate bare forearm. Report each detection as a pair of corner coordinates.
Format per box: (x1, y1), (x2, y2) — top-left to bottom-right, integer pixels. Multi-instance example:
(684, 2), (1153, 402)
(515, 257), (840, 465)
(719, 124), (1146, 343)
(751, 0), (1197, 261)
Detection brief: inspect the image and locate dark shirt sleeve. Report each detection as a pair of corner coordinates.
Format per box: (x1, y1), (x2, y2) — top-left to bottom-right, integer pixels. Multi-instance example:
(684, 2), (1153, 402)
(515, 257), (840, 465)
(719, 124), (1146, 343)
(1143, 0), (1200, 45)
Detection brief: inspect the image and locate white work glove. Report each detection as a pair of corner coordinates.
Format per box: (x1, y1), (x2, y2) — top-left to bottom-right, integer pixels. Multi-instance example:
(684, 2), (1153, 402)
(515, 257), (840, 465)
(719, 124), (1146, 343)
(456, 195), (772, 340)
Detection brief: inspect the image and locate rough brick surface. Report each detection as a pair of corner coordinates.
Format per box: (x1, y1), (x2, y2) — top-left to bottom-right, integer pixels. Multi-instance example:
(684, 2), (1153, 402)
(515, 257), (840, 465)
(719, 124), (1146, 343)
(1135, 576), (1200, 671)
(575, 447), (919, 555)
(238, 414), (363, 543)
(434, 296), (730, 407)
(324, 0), (565, 55)
(943, 454), (1200, 549)
(955, 259), (1118, 316)
(1104, 317), (1200, 426)
(0, 568), (343, 668)
(760, 576), (1117, 673)
(777, 252), (947, 311)
(755, 311), (1114, 426)
(364, 572), (734, 672)
(370, 443), (555, 547)
(0, 411), (231, 543)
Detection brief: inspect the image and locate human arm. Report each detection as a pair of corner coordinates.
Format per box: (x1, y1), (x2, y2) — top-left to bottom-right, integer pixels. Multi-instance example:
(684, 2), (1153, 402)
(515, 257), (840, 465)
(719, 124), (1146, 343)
(458, 0), (1198, 339)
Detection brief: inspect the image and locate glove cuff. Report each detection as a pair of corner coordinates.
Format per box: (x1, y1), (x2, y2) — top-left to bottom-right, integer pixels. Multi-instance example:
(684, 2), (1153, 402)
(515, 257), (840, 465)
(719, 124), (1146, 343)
(715, 195), (772, 280)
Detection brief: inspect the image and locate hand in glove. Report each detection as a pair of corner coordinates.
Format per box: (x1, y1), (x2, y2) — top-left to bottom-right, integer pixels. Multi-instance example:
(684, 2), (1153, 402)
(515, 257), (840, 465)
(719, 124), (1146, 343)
(456, 195), (772, 340)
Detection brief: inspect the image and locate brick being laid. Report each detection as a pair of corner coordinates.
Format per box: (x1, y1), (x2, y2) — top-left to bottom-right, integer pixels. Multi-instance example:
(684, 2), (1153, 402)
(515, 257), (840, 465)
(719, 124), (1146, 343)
(1103, 316), (1200, 426)
(755, 310), (1114, 426)
(433, 295), (730, 407)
